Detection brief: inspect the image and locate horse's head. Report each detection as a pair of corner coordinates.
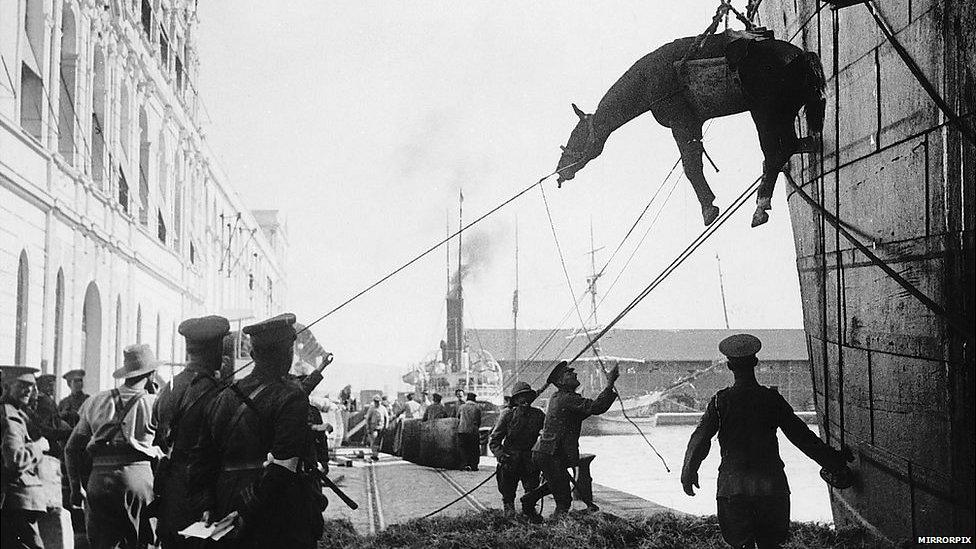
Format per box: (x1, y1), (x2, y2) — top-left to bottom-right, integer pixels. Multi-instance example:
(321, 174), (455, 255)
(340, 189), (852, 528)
(556, 104), (597, 187)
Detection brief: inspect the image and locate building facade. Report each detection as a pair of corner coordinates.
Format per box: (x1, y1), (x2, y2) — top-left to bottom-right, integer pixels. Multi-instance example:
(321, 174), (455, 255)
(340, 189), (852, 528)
(0, 0), (286, 397)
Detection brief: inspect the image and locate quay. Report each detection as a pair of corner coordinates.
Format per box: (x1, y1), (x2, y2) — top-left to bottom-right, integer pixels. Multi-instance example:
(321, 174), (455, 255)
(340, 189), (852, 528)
(326, 448), (676, 534)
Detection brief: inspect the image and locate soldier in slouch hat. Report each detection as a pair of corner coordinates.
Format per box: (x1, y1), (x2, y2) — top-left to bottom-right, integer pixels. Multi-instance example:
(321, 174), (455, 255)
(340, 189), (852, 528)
(489, 381), (545, 513)
(65, 344), (162, 549)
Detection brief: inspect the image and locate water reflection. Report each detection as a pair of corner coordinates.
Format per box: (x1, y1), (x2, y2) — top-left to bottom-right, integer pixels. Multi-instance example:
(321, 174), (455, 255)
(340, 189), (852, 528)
(579, 425), (832, 523)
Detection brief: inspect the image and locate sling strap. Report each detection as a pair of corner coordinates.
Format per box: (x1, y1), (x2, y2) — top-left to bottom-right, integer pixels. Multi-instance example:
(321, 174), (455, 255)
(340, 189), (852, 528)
(165, 372), (218, 451)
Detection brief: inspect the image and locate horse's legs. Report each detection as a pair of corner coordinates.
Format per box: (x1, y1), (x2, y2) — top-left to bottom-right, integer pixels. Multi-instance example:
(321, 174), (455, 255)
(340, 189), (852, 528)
(751, 110), (798, 226)
(672, 125), (719, 225)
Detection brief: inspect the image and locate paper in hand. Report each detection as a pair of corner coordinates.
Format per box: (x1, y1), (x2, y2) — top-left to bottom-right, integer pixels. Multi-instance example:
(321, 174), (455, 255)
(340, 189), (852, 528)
(178, 511), (239, 540)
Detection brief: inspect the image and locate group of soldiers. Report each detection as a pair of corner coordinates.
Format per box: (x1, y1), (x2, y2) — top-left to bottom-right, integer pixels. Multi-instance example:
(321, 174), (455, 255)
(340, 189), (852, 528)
(1, 312), (330, 549)
(488, 333), (855, 549)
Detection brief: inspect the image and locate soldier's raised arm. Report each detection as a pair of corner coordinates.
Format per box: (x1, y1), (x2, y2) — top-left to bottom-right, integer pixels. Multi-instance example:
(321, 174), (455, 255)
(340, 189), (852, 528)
(681, 395), (719, 496)
(773, 391), (847, 471)
(565, 365), (619, 417)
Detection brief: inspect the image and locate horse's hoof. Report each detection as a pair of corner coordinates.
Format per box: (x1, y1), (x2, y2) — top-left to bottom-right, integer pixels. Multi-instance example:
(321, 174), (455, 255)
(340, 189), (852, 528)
(702, 205), (720, 226)
(751, 209), (769, 227)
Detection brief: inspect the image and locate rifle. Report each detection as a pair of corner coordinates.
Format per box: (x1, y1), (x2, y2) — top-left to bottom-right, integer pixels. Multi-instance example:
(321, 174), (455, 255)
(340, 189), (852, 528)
(315, 469), (358, 510)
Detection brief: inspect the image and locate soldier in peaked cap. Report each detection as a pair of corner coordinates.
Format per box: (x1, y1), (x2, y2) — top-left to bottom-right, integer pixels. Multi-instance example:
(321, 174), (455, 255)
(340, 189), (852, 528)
(1, 365), (51, 548)
(30, 374), (70, 462)
(65, 344), (163, 549)
(58, 370), (90, 429)
(520, 361), (619, 522)
(152, 315), (230, 548)
(681, 334), (855, 549)
(189, 313), (322, 549)
(489, 381), (545, 513)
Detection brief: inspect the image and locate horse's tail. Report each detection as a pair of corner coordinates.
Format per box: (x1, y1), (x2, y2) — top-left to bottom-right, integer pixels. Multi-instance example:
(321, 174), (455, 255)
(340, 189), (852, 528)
(803, 51), (827, 135)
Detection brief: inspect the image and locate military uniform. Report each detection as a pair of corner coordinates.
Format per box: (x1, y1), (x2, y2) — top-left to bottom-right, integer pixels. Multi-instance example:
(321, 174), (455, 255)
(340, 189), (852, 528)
(153, 316), (229, 548)
(65, 345), (162, 549)
(681, 334), (851, 549)
(57, 370), (90, 429)
(1, 365), (50, 549)
(188, 313), (320, 549)
(489, 382), (544, 511)
(522, 362), (617, 516)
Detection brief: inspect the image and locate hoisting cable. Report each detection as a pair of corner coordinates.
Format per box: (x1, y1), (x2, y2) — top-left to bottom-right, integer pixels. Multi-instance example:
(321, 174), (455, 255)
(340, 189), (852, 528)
(538, 184), (672, 472)
(566, 175), (763, 366)
(421, 471), (498, 518)
(202, 161), (586, 391)
(861, 0), (975, 145)
(783, 171), (975, 342)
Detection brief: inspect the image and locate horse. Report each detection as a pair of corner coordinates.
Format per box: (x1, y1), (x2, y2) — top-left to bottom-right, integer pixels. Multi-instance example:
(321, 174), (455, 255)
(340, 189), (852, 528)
(555, 31), (826, 227)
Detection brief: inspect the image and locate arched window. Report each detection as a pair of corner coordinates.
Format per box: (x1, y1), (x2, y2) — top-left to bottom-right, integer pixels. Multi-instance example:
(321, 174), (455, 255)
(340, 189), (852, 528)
(58, 6), (78, 163)
(91, 47), (107, 184)
(14, 251), (29, 365)
(80, 282), (102, 389)
(53, 269), (65, 372)
(20, 0), (45, 140)
(119, 81), (131, 158)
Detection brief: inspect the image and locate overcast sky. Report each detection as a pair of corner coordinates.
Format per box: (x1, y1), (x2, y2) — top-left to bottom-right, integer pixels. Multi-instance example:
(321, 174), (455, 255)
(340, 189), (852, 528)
(195, 1), (804, 395)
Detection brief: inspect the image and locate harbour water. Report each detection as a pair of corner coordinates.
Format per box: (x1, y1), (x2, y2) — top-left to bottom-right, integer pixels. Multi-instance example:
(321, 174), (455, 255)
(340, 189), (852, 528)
(579, 424), (832, 523)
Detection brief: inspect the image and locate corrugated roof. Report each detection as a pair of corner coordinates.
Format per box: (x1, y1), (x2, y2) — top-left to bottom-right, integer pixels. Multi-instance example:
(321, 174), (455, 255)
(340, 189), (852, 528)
(466, 328), (808, 363)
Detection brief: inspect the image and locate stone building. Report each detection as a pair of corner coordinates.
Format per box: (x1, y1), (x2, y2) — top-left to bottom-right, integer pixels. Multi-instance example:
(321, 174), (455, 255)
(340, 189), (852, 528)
(0, 0), (286, 396)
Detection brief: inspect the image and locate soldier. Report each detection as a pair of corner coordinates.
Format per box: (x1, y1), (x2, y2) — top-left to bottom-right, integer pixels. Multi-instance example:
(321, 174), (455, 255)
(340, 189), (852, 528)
(421, 393), (448, 421)
(681, 334), (854, 549)
(365, 395), (388, 461)
(152, 315), (230, 548)
(1, 365), (50, 549)
(57, 370), (90, 428)
(456, 393), (482, 471)
(30, 374), (70, 461)
(189, 313), (322, 549)
(489, 382), (544, 513)
(65, 344), (162, 549)
(521, 361), (619, 522)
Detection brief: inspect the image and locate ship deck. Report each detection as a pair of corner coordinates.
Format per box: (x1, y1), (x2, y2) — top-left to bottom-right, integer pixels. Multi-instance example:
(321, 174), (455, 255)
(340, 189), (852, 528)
(326, 447), (678, 534)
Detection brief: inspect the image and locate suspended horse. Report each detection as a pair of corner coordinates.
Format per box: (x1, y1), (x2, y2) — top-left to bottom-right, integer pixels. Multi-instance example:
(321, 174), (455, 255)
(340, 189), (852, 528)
(555, 30), (826, 227)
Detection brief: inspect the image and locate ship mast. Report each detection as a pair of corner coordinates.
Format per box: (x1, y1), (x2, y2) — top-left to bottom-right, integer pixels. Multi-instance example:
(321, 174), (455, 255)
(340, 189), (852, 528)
(585, 219), (605, 344)
(512, 217), (519, 376)
(716, 253), (731, 329)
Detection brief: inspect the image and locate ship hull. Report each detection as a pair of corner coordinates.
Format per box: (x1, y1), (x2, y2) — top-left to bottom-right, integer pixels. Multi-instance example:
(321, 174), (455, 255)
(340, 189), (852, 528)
(759, 0), (974, 543)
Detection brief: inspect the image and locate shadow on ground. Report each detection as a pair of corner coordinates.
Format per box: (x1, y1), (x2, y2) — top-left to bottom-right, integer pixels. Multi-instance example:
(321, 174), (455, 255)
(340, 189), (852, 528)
(318, 510), (884, 548)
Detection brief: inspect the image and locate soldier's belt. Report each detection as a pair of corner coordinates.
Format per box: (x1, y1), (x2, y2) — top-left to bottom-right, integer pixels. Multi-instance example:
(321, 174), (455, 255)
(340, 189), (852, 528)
(91, 451), (152, 467)
(221, 460), (265, 472)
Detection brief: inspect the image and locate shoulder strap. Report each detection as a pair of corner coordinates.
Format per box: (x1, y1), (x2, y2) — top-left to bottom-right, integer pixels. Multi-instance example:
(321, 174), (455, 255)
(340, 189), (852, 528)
(166, 372), (218, 448)
(103, 389), (143, 444)
(226, 381), (272, 436)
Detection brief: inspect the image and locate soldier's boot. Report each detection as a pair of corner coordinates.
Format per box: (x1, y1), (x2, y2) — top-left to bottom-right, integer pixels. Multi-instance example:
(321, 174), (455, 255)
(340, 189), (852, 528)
(503, 501), (515, 514)
(519, 497), (543, 524)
